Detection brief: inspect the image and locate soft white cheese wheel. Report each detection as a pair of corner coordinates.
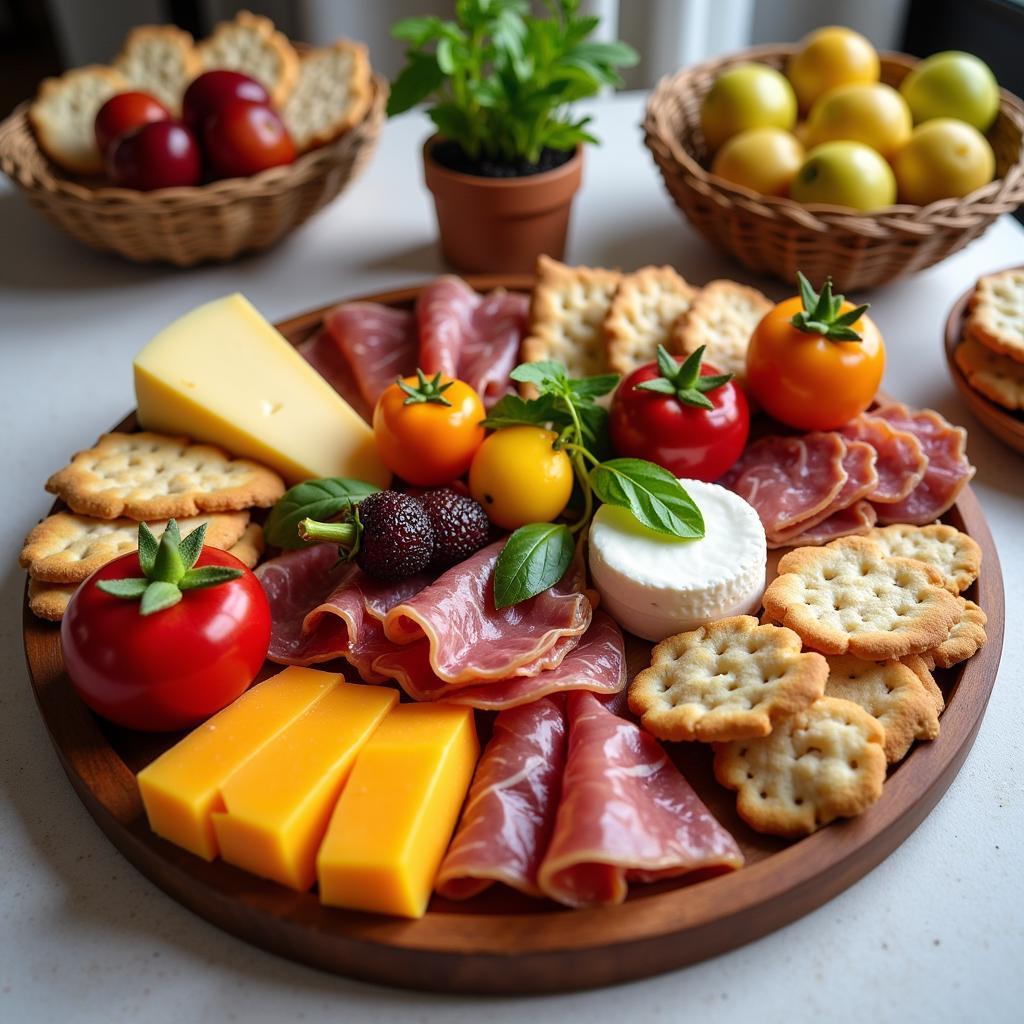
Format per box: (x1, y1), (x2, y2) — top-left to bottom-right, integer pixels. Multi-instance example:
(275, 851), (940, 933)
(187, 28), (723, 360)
(588, 478), (767, 642)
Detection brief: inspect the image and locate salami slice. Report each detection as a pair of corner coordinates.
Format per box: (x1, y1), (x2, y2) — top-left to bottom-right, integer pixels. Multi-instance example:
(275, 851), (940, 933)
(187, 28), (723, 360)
(837, 414), (928, 504)
(772, 499), (877, 548)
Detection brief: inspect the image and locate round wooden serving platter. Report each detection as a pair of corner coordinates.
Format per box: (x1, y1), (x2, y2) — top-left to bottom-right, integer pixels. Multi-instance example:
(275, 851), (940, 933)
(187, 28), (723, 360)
(944, 265), (1024, 455)
(24, 277), (1005, 994)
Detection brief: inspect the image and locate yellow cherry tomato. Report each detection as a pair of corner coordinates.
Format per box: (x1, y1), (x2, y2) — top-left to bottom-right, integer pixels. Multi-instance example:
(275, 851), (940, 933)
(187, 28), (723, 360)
(899, 51), (999, 131)
(373, 372), (485, 486)
(790, 140), (896, 211)
(469, 426), (574, 530)
(893, 118), (995, 205)
(806, 82), (912, 159)
(787, 26), (880, 113)
(700, 63), (797, 152)
(711, 127), (804, 196)
(746, 279), (885, 431)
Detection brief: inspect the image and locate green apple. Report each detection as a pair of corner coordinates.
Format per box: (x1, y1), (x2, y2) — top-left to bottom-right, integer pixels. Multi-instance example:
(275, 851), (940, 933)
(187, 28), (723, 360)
(700, 63), (797, 152)
(790, 141), (896, 212)
(899, 51), (1000, 132)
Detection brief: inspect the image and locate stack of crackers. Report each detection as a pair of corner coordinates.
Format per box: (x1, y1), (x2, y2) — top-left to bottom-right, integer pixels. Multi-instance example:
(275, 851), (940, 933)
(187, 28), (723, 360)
(29, 9), (372, 176)
(630, 525), (986, 838)
(21, 431), (284, 621)
(954, 269), (1024, 413)
(522, 254), (773, 384)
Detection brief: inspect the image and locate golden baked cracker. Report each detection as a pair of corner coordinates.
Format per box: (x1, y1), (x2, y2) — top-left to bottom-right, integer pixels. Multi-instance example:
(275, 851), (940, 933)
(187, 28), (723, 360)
(20, 510), (250, 584)
(902, 654), (946, 715)
(29, 65), (130, 174)
(629, 616), (827, 742)
(603, 265), (698, 375)
(920, 596), (987, 671)
(955, 333), (1024, 410)
(671, 279), (772, 381)
(825, 655), (940, 763)
(45, 432), (285, 521)
(966, 269), (1024, 363)
(198, 10), (298, 107)
(713, 696), (887, 837)
(27, 579), (76, 622)
(226, 523), (265, 569)
(762, 536), (961, 659)
(283, 40), (372, 152)
(522, 255), (621, 378)
(114, 25), (201, 113)
(866, 523), (981, 595)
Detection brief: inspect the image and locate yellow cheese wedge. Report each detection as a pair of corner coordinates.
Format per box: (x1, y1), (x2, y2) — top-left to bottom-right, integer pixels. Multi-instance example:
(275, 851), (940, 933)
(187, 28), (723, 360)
(211, 683), (398, 891)
(133, 293), (390, 486)
(317, 704), (479, 918)
(137, 667), (344, 860)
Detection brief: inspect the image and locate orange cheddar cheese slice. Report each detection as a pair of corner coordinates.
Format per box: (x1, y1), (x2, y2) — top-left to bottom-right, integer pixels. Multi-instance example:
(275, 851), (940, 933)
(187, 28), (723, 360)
(317, 703), (479, 918)
(137, 667), (344, 860)
(211, 683), (397, 890)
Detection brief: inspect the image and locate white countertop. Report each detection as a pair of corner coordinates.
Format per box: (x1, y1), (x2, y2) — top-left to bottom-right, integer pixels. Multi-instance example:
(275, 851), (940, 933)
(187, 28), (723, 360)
(1, 93), (1021, 1024)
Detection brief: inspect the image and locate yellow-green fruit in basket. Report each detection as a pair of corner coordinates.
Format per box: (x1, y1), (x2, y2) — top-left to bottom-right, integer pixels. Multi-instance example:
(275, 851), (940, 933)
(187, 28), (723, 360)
(700, 63), (797, 152)
(806, 82), (912, 159)
(892, 118), (995, 205)
(786, 25), (880, 113)
(899, 51), (999, 132)
(790, 141), (896, 211)
(711, 127), (804, 196)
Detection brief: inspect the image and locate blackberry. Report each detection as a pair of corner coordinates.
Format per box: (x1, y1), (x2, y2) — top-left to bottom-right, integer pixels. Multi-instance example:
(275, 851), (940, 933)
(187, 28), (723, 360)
(416, 489), (491, 569)
(356, 491), (434, 581)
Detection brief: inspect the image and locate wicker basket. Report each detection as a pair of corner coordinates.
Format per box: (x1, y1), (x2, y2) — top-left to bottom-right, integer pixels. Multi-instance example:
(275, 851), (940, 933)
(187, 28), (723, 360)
(0, 75), (387, 267)
(644, 46), (1024, 291)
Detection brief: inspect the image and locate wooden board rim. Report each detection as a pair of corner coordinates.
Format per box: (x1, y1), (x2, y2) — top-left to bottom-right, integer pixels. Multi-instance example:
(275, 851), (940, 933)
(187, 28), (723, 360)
(22, 276), (1006, 993)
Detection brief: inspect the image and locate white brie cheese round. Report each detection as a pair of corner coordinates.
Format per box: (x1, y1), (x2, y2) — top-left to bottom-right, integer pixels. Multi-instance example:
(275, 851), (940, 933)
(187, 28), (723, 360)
(588, 478), (767, 642)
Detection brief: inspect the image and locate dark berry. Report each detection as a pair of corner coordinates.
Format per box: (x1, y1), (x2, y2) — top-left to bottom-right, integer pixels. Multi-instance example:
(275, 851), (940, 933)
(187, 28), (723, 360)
(416, 489), (491, 569)
(356, 491), (434, 581)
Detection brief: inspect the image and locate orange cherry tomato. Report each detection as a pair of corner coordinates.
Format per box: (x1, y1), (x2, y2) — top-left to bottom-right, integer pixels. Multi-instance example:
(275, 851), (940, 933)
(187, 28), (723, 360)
(373, 372), (485, 486)
(746, 278), (885, 430)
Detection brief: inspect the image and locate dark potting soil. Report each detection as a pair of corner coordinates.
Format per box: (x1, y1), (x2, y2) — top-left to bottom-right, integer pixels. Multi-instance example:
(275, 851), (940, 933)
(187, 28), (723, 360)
(430, 140), (575, 178)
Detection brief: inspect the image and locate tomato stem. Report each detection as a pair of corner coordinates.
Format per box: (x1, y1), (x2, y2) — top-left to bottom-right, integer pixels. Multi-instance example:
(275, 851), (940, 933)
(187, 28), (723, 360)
(298, 517), (359, 551)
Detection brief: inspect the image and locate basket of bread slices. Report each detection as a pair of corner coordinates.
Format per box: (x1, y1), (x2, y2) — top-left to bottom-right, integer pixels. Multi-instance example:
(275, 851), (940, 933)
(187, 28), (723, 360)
(0, 10), (385, 266)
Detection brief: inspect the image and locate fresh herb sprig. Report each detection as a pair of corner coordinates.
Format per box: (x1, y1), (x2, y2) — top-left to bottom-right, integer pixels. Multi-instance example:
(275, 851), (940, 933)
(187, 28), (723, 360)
(484, 360), (704, 607)
(264, 478), (380, 549)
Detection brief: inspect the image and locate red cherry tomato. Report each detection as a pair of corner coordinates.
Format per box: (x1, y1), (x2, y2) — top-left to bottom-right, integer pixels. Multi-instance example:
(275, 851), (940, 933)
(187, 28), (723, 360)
(204, 100), (296, 178)
(61, 548), (270, 732)
(610, 349), (750, 482)
(94, 91), (170, 156)
(106, 120), (202, 189)
(182, 70), (271, 133)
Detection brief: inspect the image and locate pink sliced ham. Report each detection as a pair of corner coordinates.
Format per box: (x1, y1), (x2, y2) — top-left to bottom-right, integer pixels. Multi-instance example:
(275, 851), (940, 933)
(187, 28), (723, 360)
(297, 329), (373, 422)
(838, 414), (927, 504)
(382, 540), (592, 685)
(324, 303), (418, 411)
(871, 404), (976, 525)
(536, 692), (744, 908)
(436, 696), (567, 900)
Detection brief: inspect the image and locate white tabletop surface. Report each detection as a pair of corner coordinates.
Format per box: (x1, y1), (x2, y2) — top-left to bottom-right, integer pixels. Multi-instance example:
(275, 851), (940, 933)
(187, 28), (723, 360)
(1, 92), (1022, 1024)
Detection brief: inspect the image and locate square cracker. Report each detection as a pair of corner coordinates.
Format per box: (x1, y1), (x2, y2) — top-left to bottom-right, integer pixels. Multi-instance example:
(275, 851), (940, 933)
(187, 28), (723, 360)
(603, 265), (698, 375)
(955, 333), (1024, 410)
(866, 523), (981, 594)
(114, 25), (201, 114)
(522, 255), (621, 378)
(45, 431), (285, 521)
(966, 269), (1024, 363)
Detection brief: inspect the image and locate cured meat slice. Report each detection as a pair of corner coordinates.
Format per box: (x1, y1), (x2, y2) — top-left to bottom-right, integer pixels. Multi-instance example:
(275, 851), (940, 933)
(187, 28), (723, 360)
(436, 696), (567, 900)
(719, 432), (848, 535)
(382, 540), (592, 684)
(771, 499), (877, 548)
(768, 439), (878, 546)
(536, 691), (744, 908)
(871, 404), (976, 525)
(324, 303), (418, 411)
(297, 329), (372, 422)
(837, 414), (927, 504)
(417, 276), (529, 406)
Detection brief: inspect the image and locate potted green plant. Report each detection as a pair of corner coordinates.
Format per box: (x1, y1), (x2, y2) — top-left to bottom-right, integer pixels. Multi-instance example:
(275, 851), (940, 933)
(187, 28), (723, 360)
(388, 0), (637, 273)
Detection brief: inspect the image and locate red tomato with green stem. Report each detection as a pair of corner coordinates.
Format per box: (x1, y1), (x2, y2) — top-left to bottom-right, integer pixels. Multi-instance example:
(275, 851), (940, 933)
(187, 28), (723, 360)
(610, 345), (750, 481)
(61, 521), (270, 732)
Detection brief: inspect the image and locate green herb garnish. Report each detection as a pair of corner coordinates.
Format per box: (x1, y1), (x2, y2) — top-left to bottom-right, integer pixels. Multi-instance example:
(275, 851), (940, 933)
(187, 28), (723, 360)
(791, 271), (870, 342)
(264, 478), (380, 549)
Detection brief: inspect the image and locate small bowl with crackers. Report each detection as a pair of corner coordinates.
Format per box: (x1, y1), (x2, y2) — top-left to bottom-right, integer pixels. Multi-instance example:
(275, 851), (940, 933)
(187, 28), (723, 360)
(945, 266), (1024, 454)
(0, 11), (385, 266)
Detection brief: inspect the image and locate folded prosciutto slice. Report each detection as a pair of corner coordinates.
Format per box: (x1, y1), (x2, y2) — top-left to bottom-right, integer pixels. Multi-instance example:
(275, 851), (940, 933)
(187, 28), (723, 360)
(837, 413), (927, 504)
(382, 540), (591, 684)
(297, 329), (373, 422)
(436, 696), (568, 900)
(537, 692), (744, 908)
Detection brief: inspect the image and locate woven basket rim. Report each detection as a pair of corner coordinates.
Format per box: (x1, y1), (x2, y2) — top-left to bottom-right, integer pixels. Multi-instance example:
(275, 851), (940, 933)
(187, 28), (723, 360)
(643, 45), (1024, 235)
(0, 73), (388, 208)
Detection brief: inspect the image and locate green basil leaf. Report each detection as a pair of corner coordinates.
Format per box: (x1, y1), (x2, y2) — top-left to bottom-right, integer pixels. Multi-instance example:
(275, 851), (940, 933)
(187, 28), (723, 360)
(480, 393), (563, 431)
(568, 373), (619, 400)
(265, 478), (380, 549)
(493, 523), (574, 609)
(510, 360), (568, 391)
(387, 52), (445, 116)
(575, 400), (611, 457)
(590, 458), (705, 538)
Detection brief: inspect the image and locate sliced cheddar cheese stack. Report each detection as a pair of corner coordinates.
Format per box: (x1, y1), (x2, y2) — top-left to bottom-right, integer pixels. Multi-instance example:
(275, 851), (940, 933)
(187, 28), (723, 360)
(133, 293), (391, 486)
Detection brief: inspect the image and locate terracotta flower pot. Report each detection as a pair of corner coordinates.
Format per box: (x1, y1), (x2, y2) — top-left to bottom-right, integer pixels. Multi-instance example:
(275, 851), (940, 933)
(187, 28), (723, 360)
(422, 138), (583, 274)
